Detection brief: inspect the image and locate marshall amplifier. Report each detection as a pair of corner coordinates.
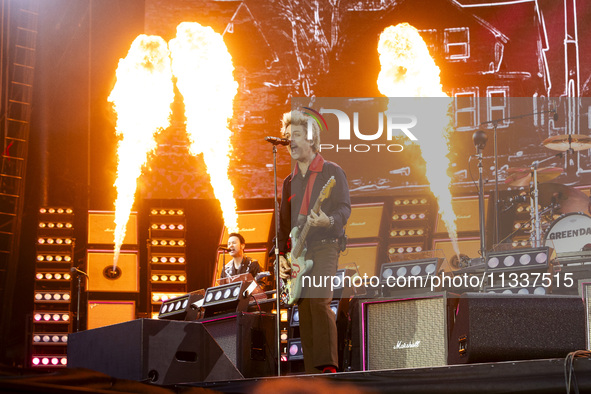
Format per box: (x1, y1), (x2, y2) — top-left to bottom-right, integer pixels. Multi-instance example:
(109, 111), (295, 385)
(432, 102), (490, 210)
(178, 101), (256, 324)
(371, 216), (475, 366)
(361, 292), (458, 370)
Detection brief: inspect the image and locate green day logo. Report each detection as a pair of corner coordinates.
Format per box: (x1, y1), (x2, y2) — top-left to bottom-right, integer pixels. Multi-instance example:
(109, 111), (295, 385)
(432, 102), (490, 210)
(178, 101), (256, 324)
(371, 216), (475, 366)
(304, 107), (418, 153)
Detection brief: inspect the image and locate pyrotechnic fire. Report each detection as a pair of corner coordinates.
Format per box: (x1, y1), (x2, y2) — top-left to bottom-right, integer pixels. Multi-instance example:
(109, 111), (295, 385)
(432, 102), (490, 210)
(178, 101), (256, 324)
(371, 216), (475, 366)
(108, 35), (175, 267)
(169, 22), (238, 232)
(377, 23), (459, 255)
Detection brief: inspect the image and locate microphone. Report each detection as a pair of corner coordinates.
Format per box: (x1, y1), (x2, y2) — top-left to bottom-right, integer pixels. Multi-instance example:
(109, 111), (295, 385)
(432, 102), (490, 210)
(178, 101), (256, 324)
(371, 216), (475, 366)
(552, 109), (559, 122)
(70, 266), (89, 277)
(219, 246), (232, 252)
(265, 136), (290, 146)
(472, 130), (488, 150)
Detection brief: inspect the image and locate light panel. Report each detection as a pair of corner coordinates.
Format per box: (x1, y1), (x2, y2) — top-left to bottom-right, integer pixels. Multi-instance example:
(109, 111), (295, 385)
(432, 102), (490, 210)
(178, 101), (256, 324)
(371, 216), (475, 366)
(485, 247), (551, 272)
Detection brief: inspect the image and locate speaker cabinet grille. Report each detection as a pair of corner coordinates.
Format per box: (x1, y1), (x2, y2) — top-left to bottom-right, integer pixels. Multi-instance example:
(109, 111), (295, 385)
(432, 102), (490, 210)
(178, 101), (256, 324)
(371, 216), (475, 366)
(87, 301), (135, 330)
(362, 294), (453, 370)
(87, 251), (138, 292)
(448, 293), (586, 364)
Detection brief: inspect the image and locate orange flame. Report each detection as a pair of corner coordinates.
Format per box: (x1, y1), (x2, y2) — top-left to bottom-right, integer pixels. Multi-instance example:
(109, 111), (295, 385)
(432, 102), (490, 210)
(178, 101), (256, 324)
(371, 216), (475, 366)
(169, 22), (238, 232)
(377, 23), (459, 256)
(108, 35), (175, 266)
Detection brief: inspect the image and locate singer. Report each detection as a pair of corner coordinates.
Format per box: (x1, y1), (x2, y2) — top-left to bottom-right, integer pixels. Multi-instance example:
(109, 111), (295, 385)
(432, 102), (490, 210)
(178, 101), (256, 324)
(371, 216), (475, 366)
(220, 233), (262, 279)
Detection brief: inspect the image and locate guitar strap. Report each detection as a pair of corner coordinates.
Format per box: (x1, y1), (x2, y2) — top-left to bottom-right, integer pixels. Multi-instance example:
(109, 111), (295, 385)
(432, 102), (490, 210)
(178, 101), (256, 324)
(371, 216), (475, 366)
(298, 154), (324, 216)
(298, 171), (319, 216)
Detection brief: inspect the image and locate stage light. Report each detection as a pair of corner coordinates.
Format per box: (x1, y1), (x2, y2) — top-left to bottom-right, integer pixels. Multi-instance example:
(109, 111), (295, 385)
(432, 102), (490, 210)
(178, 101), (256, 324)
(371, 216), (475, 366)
(290, 301), (339, 327)
(485, 247), (551, 272)
(157, 290), (205, 321)
(201, 281), (252, 318)
(34, 314), (42, 321)
(31, 355), (67, 368)
(287, 338), (304, 361)
(381, 258), (439, 283)
(48, 208), (55, 214)
(485, 284), (548, 295)
(152, 292), (186, 303)
(39, 208), (46, 214)
(34, 292), (71, 303)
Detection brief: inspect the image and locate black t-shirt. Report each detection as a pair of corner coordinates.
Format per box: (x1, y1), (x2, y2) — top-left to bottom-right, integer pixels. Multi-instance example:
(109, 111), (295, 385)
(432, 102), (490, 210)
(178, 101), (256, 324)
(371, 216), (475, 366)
(220, 256), (262, 279)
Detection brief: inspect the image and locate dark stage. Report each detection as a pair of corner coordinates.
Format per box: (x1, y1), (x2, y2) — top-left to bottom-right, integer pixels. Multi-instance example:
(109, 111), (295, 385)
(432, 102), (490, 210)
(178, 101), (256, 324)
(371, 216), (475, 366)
(2, 357), (591, 393)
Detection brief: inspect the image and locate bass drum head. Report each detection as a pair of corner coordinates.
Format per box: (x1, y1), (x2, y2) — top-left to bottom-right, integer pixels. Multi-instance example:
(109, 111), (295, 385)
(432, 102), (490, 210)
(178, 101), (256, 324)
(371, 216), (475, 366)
(543, 212), (591, 254)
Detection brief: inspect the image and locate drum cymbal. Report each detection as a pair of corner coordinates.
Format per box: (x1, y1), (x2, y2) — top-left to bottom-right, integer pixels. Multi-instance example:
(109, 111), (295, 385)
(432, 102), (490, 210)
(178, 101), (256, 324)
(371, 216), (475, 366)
(543, 134), (591, 151)
(538, 183), (590, 214)
(504, 166), (563, 187)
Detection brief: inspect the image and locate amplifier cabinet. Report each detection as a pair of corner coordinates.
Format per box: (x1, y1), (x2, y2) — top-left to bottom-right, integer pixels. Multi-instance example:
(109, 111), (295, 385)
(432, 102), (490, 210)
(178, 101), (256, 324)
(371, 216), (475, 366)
(361, 293), (457, 370)
(448, 292), (586, 364)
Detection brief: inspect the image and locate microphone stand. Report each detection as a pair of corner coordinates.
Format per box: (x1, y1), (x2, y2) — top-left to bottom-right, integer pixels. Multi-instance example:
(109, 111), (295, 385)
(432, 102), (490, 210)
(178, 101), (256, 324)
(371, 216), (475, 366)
(480, 108), (556, 248)
(265, 136), (289, 376)
(71, 267), (88, 332)
(272, 143), (281, 377)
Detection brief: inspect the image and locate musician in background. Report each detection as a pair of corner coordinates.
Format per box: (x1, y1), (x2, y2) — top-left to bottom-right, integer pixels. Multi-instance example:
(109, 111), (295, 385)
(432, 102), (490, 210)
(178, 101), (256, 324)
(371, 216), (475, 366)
(220, 233), (262, 279)
(277, 110), (351, 373)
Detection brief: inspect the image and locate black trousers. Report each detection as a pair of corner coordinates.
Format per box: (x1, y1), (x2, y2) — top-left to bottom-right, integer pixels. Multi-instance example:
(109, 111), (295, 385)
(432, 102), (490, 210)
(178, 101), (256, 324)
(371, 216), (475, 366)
(298, 242), (339, 373)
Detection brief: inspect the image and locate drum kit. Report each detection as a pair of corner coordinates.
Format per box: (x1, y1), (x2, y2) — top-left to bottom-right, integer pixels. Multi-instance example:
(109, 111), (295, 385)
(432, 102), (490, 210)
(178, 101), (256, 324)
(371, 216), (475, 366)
(504, 134), (591, 254)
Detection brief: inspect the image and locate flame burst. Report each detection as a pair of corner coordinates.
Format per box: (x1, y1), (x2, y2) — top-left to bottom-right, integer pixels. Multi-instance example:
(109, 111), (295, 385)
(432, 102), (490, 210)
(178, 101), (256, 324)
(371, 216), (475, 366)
(169, 22), (238, 232)
(377, 23), (459, 256)
(108, 35), (175, 266)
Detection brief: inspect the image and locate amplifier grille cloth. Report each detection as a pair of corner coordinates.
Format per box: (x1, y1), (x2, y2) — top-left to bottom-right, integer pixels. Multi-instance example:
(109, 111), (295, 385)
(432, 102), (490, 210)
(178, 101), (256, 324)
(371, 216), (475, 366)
(366, 297), (446, 370)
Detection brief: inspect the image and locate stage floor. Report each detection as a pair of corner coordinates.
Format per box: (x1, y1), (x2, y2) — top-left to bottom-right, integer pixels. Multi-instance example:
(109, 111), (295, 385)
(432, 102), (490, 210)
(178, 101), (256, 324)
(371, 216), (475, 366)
(2, 357), (591, 393)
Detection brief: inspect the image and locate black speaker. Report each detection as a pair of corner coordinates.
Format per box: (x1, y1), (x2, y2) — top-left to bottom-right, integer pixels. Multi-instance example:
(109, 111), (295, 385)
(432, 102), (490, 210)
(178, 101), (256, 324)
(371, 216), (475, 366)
(448, 292), (586, 364)
(200, 312), (276, 378)
(362, 292), (458, 370)
(67, 319), (243, 385)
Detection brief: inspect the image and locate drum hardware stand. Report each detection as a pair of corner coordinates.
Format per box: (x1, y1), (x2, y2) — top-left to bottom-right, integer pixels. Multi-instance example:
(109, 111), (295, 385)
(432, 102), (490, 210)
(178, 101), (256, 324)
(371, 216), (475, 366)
(528, 154), (558, 247)
(480, 107), (557, 247)
(497, 204), (555, 246)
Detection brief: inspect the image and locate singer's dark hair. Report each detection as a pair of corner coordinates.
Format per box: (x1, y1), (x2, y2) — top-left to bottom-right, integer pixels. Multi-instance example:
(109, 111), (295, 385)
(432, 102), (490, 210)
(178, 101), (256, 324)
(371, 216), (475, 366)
(228, 232), (245, 245)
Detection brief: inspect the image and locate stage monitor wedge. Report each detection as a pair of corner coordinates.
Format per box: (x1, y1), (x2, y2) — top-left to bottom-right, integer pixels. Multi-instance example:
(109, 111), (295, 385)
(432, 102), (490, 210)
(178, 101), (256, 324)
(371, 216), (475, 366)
(68, 319), (243, 385)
